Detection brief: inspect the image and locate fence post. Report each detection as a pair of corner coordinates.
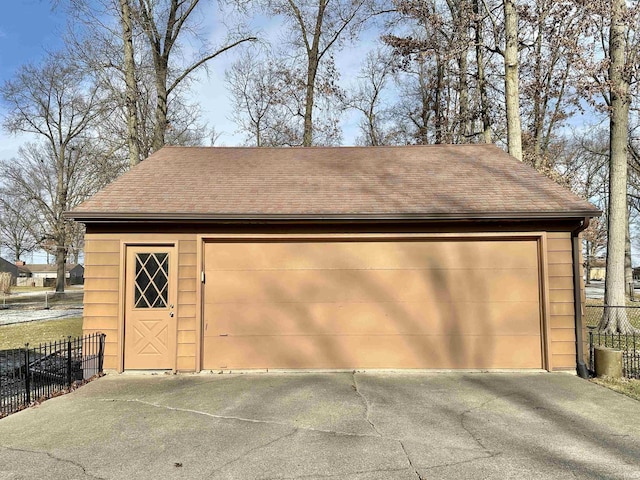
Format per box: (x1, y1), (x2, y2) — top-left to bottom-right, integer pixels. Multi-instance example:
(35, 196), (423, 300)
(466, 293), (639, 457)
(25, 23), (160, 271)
(66, 337), (72, 387)
(24, 344), (30, 404)
(588, 330), (593, 372)
(98, 334), (105, 374)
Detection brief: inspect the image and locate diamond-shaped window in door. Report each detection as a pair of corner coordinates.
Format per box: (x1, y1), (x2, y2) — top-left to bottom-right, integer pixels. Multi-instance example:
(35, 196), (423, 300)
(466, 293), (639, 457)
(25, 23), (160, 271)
(134, 253), (169, 309)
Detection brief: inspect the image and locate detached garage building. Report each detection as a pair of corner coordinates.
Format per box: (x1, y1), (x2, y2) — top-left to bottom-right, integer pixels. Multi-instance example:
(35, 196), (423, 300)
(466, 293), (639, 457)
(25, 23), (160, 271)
(67, 145), (600, 374)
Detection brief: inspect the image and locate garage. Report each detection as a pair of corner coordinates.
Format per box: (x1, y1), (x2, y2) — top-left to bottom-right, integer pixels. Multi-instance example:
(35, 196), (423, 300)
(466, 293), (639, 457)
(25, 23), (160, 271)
(68, 144), (600, 373)
(202, 238), (542, 370)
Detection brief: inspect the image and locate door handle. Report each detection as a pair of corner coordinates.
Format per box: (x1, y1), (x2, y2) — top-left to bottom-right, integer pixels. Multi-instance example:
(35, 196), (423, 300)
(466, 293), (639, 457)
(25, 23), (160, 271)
(170, 311), (174, 317)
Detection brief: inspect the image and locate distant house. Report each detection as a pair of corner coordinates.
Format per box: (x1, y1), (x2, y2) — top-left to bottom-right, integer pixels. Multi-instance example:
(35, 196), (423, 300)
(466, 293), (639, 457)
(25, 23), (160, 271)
(0, 257), (19, 285)
(16, 263), (84, 287)
(586, 257), (606, 282)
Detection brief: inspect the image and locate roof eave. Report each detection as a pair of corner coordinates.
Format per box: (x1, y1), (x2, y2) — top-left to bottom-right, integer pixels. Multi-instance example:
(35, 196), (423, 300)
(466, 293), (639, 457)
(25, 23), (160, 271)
(65, 210), (602, 223)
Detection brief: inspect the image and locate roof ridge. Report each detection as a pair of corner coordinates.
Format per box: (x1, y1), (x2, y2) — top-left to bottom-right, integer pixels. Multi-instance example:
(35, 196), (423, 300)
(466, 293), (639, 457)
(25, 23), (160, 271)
(159, 144), (498, 150)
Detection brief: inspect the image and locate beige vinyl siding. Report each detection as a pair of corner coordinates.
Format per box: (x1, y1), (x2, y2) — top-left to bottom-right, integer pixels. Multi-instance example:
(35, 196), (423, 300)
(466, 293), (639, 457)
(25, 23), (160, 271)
(546, 232), (577, 370)
(177, 239), (198, 371)
(83, 237), (121, 370)
(579, 235), (588, 363)
(81, 228), (583, 373)
(83, 233), (199, 372)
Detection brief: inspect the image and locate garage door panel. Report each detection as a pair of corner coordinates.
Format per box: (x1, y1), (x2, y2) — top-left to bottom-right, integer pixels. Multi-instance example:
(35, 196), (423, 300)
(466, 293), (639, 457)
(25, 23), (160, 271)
(205, 240), (539, 271)
(203, 335), (542, 370)
(202, 239), (543, 370)
(204, 268), (539, 304)
(205, 301), (541, 337)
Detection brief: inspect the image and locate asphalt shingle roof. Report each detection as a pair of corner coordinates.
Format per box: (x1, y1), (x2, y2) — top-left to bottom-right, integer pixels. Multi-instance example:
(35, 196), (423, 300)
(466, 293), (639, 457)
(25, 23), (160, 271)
(69, 144), (600, 221)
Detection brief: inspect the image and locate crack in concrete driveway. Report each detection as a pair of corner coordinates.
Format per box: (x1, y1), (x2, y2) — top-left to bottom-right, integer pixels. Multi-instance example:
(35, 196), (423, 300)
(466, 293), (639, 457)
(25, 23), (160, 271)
(0, 372), (639, 479)
(0, 444), (107, 480)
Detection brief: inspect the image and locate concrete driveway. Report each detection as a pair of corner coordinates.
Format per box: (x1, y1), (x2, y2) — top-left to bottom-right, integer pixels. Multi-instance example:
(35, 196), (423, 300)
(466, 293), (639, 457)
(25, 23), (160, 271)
(0, 372), (639, 479)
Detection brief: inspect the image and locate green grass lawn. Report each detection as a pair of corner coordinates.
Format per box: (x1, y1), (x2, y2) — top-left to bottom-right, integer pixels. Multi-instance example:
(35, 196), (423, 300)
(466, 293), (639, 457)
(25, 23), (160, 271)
(0, 317), (83, 350)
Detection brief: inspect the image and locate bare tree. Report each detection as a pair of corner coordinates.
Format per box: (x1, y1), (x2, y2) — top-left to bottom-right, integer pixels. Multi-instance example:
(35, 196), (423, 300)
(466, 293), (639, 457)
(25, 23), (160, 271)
(444, 0), (474, 141)
(226, 46), (343, 146)
(384, 0), (498, 144)
(0, 54), (106, 292)
(519, 0), (583, 168)
(226, 51), (284, 146)
(64, 0), (249, 162)
(552, 132), (608, 285)
(64, 0), (141, 165)
(503, 0), (522, 160)
(473, 0), (492, 142)
(120, 0), (142, 166)
(245, 0), (376, 146)
(344, 49), (397, 145)
(0, 196), (39, 262)
(134, 0), (256, 151)
(66, 220), (86, 265)
(599, 0), (637, 333)
(385, 55), (434, 144)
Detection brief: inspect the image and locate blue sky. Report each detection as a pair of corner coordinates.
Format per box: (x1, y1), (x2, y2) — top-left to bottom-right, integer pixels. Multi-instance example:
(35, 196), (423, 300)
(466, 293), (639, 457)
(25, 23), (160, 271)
(0, 1), (68, 161)
(0, 1), (66, 79)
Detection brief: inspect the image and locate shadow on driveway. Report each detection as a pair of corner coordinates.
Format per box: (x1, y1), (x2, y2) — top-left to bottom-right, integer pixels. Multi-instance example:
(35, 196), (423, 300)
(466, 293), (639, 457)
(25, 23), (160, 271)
(0, 372), (639, 479)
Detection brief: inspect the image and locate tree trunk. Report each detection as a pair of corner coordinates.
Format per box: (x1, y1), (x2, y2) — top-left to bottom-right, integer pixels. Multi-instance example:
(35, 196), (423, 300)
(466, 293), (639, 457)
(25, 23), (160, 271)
(448, 0), (471, 142)
(301, 0), (326, 147)
(625, 214), (633, 296)
(303, 57), (318, 147)
(474, 0), (491, 143)
(600, 0), (634, 333)
(418, 61), (430, 144)
(120, 0), (141, 167)
(55, 151), (66, 294)
(532, 1), (545, 166)
(458, 48), (470, 141)
(152, 58), (169, 152)
(434, 55), (445, 144)
(503, 0), (522, 160)
(368, 106), (378, 146)
(55, 244), (66, 293)
(137, 0), (174, 153)
(585, 241), (591, 285)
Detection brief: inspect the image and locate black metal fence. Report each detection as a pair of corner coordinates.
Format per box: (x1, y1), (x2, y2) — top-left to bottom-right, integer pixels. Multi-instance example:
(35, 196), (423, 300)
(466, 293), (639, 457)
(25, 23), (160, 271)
(589, 330), (640, 379)
(586, 305), (640, 378)
(0, 333), (105, 418)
